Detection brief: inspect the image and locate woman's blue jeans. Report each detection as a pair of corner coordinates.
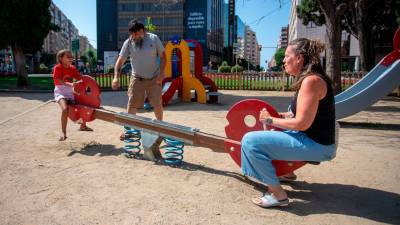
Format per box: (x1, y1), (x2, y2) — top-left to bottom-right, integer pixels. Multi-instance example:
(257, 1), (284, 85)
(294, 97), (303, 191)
(241, 130), (336, 186)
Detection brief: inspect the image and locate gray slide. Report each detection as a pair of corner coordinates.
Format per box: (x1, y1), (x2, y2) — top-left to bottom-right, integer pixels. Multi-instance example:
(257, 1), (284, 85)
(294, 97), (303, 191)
(335, 60), (400, 119)
(335, 60), (388, 102)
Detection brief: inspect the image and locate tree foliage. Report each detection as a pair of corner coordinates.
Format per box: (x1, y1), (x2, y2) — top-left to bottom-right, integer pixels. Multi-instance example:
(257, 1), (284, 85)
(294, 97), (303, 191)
(274, 47), (286, 69)
(231, 64), (243, 73)
(297, 0), (400, 74)
(296, 0), (357, 93)
(0, 0), (52, 86)
(145, 17), (157, 33)
(218, 61), (231, 73)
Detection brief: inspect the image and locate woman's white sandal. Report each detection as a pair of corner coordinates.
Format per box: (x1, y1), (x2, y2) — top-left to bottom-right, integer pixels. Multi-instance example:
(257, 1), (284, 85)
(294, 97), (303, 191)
(252, 194), (289, 208)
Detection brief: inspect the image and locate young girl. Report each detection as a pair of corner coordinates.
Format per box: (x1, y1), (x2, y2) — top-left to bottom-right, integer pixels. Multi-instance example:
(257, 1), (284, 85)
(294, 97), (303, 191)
(53, 49), (93, 141)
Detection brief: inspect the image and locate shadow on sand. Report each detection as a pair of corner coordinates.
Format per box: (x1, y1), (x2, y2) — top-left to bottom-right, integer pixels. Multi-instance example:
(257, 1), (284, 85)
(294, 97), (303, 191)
(68, 142), (400, 224)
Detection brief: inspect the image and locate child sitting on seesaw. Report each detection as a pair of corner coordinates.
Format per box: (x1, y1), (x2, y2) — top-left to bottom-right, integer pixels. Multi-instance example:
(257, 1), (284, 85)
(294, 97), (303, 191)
(53, 49), (93, 141)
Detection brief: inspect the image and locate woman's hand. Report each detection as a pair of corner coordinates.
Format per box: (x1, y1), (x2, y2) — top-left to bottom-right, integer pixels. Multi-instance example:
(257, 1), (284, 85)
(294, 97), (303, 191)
(279, 111), (294, 119)
(259, 108), (271, 123)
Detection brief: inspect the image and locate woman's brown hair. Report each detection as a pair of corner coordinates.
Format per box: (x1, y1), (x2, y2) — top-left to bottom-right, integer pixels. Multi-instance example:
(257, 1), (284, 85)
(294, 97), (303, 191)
(289, 38), (333, 91)
(56, 49), (72, 64)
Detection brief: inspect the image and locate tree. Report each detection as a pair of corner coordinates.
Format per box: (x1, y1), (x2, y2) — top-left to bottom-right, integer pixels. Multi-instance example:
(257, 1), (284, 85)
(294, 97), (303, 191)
(80, 55), (89, 65)
(274, 47), (286, 70)
(297, 0), (357, 93)
(341, 0), (400, 71)
(231, 64), (243, 73)
(40, 52), (56, 67)
(238, 58), (255, 71)
(39, 63), (49, 73)
(86, 50), (97, 72)
(145, 17), (157, 33)
(218, 61), (231, 73)
(0, 0), (52, 86)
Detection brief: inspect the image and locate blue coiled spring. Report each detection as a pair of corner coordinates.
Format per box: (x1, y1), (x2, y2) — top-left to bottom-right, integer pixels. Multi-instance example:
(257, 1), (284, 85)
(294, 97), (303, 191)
(123, 126), (141, 158)
(161, 138), (185, 165)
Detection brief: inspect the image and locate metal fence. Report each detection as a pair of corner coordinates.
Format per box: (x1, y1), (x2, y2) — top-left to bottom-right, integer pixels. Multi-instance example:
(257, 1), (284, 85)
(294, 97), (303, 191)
(91, 72), (364, 91)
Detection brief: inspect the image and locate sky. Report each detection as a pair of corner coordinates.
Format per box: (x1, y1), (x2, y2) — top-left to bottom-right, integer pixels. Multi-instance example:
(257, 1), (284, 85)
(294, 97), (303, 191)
(53, 0), (291, 68)
(235, 0), (291, 67)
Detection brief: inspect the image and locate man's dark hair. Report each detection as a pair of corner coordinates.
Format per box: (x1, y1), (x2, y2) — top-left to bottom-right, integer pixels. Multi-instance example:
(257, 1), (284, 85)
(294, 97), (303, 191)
(128, 19), (145, 33)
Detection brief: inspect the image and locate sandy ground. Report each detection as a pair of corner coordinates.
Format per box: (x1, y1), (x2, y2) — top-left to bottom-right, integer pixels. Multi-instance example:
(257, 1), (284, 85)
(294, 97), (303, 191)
(0, 90), (399, 225)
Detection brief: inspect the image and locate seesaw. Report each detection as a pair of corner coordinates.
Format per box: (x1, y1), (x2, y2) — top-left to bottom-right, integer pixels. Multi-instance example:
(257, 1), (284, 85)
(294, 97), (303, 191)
(68, 77), (307, 176)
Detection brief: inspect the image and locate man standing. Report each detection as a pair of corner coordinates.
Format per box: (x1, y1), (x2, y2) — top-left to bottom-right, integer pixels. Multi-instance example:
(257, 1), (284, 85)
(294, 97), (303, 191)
(112, 19), (166, 140)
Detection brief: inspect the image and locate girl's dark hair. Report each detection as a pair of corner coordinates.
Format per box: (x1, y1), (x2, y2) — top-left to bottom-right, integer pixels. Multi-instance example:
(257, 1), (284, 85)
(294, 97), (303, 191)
(289, 38), (333, 90)
(128, 19), (145, 33)
(56, 49), (72, 64)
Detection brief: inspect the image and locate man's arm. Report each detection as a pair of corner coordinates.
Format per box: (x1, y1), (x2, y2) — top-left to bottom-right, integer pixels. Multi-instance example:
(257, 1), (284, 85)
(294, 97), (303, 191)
(113, 38), (130, 90)
(112, 56), (127, 90)
(154, 35), (165, 85)
(156, 51), (166, 84)
(114, 56), (127, 79)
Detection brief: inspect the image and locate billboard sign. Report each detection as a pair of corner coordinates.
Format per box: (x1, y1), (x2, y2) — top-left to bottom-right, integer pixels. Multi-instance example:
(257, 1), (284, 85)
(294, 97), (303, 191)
(104, 51), (119, 71)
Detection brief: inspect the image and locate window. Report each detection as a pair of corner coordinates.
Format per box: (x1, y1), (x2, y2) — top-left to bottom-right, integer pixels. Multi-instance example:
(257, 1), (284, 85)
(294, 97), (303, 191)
(306, 21), (317, 28)
(119, 3), (182, 12)
(152, 17), (182, 26)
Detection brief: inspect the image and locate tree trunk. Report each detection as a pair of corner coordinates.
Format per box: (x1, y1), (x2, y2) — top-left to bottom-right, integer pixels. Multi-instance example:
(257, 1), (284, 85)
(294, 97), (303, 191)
(13, 44), (29, 87)
(356, 0), (375, 72)
(33, 51), (41, 74)
(325, 17), (343, 94)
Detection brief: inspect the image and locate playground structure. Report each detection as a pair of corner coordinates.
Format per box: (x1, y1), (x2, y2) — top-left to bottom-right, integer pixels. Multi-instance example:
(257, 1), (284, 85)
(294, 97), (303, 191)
(161, 39), (220, 105)
(67, 28), (400, 176)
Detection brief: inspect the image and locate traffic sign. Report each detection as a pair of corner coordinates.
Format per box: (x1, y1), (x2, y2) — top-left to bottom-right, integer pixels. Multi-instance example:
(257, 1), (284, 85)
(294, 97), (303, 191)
(72, 39), (80, 53)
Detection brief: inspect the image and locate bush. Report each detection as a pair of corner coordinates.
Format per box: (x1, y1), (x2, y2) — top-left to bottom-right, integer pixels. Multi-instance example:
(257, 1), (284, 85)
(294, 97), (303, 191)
(218, 61), (231, 73)
(231, 64), (243, 73)
(274, 48), (285, 68)
(105, 65), (114, 74)
(39, 63), (49, 73)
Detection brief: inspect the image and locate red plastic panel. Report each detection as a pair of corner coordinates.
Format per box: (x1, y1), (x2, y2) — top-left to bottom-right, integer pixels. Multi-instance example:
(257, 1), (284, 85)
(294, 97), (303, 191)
(68, 105), (95, 123)
(381, 50), (400, 67)
(68, 75), (101, 123)
(224, 99), (307, 176)
(225, 99), (281, 141)
(381, 27), (400, 66)
(162, 77), (183, 106)
(73, 75), (101, 108)
(185, 39), (203, 78)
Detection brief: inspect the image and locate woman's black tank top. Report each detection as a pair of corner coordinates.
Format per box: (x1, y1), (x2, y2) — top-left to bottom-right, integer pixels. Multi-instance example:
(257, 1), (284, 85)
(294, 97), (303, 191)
(290, 76), (335, 145)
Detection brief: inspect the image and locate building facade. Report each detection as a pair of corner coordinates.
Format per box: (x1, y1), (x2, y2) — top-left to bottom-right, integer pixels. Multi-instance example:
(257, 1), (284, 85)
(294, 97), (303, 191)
(278, 25), (288, 49)
(224, 2), (229, 47)
(288, 0), (360, 71)
(97, 0), (225, 66)
(244, 25), (260, 67)
(97, 0), (118, 61)
(185, 0), (224, 67)
(117, 0), (185, 47)
(43, 2), (79, 54)
(234, 15), (245, 61)
(79, 35), (96, 57)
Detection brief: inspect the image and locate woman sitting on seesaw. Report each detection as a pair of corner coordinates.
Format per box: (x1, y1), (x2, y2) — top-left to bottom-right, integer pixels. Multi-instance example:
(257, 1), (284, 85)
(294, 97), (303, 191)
(241, 38), (337, 208)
